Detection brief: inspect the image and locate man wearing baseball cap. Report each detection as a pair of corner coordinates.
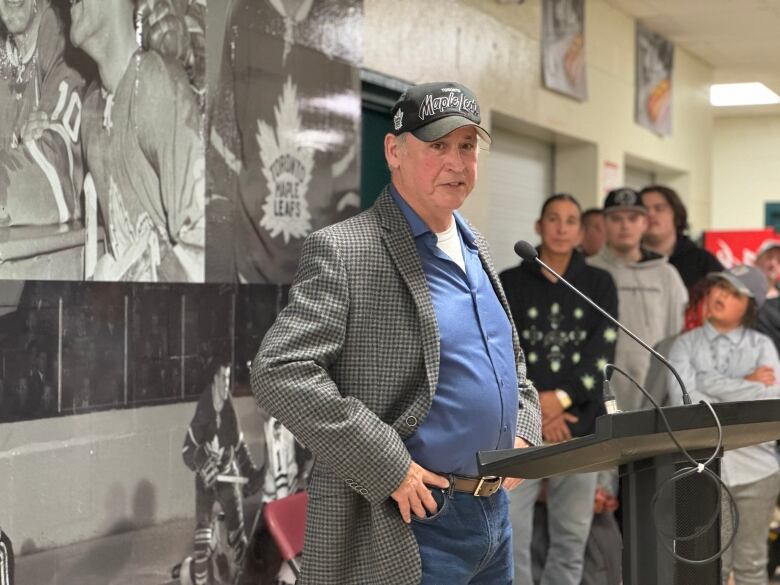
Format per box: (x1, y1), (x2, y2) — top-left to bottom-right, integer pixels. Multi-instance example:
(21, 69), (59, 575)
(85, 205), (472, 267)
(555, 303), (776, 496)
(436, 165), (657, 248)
(253, 81), (541, 585)
(587, 187), (688, 411)
(668, 265), (780, 585)
(756, 240), (780, 353)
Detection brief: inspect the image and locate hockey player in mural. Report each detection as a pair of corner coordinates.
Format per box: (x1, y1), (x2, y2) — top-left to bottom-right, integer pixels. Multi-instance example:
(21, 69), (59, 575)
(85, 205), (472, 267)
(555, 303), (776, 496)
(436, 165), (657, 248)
(207, 0), (362, 283)
(0, 0), (86, 227)
(69, 0), (205, 282)
(137, 0), (205, 109)
(179, 362), (263, 585)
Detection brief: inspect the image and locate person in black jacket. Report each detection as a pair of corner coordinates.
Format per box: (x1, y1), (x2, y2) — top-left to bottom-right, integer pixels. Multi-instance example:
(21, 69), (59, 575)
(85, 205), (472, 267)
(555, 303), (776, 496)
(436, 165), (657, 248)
(501, 193), (618, 585)
(639, 185), (722, 290)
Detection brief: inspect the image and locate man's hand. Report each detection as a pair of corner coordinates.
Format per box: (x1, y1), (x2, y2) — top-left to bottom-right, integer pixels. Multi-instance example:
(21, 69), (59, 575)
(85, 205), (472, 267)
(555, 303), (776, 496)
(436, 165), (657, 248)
(593, 486), (619, 514)
(21, 111), (53, 144)
(539, 390), (564, 423)
(745, 365), (776, 387)
(391, 461), (449, 524)
(542, 412), (578, 444)
(503, 437), (530, 491)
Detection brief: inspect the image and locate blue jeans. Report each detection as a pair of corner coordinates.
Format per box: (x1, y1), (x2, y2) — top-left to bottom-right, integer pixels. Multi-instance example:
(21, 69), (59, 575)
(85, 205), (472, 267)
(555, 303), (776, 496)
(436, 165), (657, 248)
(410, 487), (513, 585)
(509, 473), (598, 585)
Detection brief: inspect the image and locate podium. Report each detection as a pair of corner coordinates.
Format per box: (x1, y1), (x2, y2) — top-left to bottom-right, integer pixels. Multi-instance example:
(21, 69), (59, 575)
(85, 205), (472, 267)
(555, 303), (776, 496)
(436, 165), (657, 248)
(478, 400), (780, 585)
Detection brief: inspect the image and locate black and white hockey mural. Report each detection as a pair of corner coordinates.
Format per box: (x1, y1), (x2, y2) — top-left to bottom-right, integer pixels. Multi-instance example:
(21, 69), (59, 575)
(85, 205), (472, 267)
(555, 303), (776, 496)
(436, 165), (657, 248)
(0, 0), (363, 583)
(0, 0), (206, 283)
(207, 0), (362, 284)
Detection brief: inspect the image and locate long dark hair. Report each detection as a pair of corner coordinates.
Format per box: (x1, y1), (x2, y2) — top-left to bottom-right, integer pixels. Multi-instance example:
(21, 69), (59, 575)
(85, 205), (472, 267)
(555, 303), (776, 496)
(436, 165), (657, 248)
(639, 185), (688, 235)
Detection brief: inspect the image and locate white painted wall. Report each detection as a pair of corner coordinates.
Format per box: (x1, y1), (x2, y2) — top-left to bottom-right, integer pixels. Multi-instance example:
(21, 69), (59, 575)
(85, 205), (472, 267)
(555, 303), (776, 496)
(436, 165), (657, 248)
(711, 115), (780, 229)
(364, 0), (714, 233)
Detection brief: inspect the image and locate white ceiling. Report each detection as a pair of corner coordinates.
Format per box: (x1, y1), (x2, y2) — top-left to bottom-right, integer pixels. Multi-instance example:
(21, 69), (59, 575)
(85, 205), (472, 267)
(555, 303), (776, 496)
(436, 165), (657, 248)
(604, 0), (780, 116)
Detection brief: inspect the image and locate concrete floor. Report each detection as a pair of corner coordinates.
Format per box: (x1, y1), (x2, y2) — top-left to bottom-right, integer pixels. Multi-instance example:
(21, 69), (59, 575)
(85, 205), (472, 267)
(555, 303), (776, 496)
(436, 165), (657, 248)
(16, 519), (191, 585)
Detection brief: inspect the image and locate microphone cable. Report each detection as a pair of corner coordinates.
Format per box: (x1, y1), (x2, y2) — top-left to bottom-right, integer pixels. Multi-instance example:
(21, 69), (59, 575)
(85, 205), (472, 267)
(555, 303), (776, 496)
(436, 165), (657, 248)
(604, 364), (739, 565)
(512, 239), (739, 564)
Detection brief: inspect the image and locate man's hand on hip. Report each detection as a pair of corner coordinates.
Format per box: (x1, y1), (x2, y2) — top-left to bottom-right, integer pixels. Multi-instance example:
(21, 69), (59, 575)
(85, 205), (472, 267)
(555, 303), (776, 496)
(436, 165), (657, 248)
(503, 437), (530, 491)
(391, 461), (449, 524)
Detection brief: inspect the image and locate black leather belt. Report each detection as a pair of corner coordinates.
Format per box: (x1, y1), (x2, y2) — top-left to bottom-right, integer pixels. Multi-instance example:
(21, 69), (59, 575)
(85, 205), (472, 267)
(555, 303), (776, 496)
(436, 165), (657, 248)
(449, 474), (503, 497)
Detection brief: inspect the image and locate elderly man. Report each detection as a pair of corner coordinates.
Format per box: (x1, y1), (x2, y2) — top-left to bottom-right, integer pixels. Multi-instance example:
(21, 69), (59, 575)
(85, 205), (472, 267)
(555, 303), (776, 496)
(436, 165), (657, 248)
(0, 0), (85, 226)
(252, 82), (542, 585)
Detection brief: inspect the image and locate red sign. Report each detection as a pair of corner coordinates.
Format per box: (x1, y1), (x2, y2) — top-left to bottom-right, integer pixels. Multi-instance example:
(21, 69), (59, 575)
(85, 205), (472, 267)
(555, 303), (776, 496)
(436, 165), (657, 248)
(703, 228), (778, 268)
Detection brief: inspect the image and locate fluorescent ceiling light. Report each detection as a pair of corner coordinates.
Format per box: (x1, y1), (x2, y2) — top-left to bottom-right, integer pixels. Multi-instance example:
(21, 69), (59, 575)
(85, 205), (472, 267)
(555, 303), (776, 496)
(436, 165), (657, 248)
(710, 82), (780, 107)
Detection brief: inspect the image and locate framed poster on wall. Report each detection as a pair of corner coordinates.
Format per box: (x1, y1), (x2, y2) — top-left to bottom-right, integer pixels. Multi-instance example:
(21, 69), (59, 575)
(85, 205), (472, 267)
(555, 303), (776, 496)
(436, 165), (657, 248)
(541, 0), (588, 101)
(635, 24), (674, 136)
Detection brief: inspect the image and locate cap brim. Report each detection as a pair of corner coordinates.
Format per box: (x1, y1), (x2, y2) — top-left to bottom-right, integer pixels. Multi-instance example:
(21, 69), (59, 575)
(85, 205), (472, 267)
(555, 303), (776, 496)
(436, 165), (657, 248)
(707, 272), (753, 297)
(757, 241), (780, 257)
(412, 116), (492, 145)
(603, 206), (647, 215)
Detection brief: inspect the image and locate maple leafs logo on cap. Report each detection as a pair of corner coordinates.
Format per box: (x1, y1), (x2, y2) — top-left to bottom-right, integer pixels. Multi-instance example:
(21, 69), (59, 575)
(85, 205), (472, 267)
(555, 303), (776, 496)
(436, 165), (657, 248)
(393, 109), (403, 131)
(613, 188), (637, 207)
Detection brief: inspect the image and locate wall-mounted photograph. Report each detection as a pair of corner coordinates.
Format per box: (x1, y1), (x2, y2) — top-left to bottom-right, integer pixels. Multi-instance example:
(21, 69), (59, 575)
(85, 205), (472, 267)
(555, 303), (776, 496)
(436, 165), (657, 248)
(635, 23), (674, 136)
(541, 0), (587, 101)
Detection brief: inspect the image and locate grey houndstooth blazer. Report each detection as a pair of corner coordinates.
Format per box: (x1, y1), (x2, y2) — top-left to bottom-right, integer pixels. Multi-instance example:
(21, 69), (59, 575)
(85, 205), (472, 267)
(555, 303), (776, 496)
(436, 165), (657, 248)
(251, 187), (542, 585)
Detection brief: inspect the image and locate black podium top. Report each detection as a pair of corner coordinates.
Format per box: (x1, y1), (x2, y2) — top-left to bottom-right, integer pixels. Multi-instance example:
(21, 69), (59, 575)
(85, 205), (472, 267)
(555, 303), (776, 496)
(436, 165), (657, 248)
(477, 400), (780, 478)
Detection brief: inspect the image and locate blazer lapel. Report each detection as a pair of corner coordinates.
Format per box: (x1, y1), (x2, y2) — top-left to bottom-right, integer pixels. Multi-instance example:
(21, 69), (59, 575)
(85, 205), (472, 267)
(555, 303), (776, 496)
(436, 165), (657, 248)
(374, 189), (440, 396)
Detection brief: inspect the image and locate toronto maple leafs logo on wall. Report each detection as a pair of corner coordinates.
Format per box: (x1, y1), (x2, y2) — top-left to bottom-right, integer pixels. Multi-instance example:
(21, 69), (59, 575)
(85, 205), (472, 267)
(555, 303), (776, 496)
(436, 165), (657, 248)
(257, 77), (314, 244)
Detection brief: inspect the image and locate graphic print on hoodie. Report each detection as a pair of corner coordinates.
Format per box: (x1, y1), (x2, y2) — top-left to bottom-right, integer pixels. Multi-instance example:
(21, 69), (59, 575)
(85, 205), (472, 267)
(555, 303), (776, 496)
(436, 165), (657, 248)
(500, 249), (618, 437)
(587, 246), (688, 411)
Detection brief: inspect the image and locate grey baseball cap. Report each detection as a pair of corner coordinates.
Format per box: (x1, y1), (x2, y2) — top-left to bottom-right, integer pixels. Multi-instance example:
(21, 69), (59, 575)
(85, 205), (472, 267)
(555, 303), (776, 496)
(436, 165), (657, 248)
(708, 265), (769, 307)
(390, 81), (491, 144)
(756, 239), (780, 259)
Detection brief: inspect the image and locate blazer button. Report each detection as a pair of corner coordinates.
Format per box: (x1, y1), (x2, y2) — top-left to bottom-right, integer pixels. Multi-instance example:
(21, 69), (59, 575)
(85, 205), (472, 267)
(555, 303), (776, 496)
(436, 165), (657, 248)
(405, 416), (418, 427)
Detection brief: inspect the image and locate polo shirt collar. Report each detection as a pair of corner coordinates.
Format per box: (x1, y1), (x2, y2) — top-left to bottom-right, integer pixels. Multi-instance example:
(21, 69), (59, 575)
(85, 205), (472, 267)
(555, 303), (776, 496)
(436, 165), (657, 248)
(703, 321), (745, 345)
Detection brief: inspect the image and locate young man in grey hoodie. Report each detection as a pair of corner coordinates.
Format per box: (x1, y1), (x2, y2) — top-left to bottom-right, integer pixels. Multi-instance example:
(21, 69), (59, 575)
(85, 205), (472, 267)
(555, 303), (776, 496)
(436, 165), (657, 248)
(587, 188), (688, 411)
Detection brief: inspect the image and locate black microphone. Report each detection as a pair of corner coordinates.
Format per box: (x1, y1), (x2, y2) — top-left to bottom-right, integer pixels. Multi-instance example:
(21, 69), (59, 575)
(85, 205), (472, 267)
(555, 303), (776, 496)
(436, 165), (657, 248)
(513, 240), (692, 407)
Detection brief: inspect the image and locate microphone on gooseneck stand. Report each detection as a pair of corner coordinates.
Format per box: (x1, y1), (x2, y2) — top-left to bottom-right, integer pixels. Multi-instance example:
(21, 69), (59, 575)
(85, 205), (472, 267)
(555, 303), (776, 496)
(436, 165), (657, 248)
(512, 240), (693, 409)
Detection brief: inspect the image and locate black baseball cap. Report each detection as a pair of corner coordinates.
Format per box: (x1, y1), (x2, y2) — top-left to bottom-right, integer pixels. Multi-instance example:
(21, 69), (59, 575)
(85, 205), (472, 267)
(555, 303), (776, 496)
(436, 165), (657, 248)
(390, 82), (491, 145)
(603, 187), (647, 215)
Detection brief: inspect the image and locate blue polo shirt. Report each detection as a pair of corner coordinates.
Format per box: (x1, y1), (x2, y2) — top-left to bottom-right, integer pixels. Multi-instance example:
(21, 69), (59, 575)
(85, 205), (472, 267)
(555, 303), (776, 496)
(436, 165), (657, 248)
(391, 186), (519, 476)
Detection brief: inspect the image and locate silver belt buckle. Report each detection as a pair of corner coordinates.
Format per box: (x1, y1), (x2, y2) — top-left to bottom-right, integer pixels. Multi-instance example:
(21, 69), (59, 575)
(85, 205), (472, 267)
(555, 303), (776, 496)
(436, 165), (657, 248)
(473, 476), (503, 497)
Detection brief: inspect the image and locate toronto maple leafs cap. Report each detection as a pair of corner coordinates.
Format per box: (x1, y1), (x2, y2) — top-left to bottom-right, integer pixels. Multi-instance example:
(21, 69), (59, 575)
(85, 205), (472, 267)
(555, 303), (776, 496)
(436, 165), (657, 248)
(603, 187), (647, 215)
(708, 265), (768, 307)
(390, 82), (491, 145)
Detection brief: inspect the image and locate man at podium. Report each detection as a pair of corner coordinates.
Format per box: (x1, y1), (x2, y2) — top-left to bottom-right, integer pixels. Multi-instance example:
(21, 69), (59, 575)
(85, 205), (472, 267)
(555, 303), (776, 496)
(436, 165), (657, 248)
(252, 82), (542, 585)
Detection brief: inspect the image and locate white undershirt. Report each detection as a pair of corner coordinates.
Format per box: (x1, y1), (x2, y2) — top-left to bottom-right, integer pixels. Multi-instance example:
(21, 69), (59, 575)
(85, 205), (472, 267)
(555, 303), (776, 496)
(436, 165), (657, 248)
(435, 218), (466, 273)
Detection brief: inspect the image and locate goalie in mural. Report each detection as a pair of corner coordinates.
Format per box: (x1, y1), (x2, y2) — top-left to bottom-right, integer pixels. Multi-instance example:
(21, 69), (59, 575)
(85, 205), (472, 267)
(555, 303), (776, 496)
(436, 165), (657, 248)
(179, 362), (263, 585)
(0, 0), (86, 227)
(69, 0), (205, 282)
(207, 0), (362, 284)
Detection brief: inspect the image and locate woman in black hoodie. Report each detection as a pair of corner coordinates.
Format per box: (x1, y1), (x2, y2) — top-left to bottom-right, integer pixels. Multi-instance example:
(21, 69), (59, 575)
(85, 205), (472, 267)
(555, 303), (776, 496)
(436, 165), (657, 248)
(500, 194), (618, 585)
